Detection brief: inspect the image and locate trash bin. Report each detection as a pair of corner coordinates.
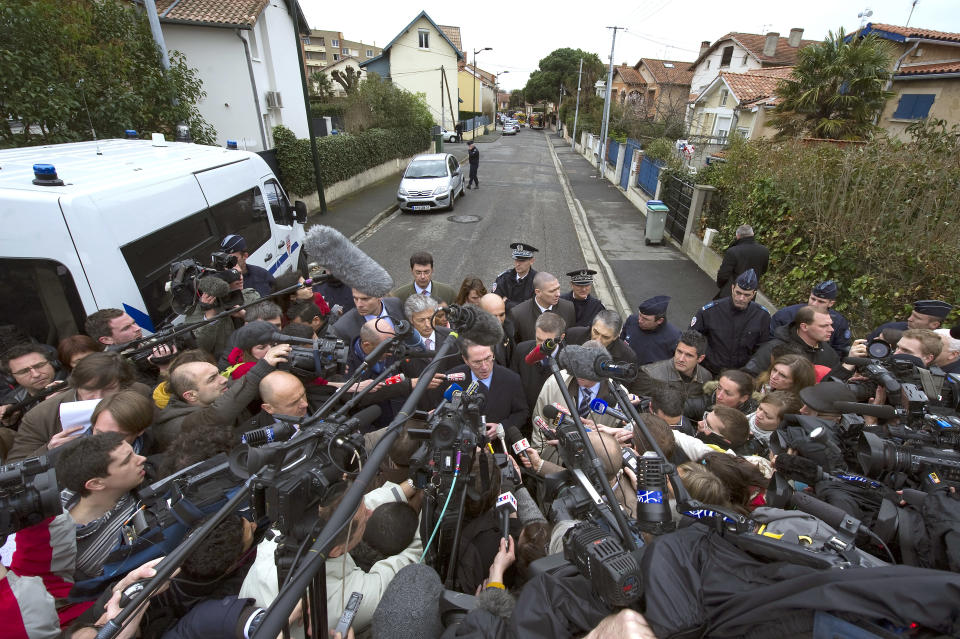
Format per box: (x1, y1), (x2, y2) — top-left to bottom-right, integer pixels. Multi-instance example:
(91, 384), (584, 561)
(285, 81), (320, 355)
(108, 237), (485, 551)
(645, 200), (669, 245)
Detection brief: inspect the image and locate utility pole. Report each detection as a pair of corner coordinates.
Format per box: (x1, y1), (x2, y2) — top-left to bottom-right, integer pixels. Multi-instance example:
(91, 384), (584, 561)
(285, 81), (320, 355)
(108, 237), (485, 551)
(557, 84), (564, 136)
(440, 65), (445, 133)
(598, 26), (622, 172)
(291, 4), (326, 212)
(571, 57), (583, 151)
(472, 47), (492, 141)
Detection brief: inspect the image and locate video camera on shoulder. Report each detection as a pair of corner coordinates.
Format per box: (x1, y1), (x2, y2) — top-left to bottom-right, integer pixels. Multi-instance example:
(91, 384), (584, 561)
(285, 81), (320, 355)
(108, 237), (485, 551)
(0, 455), (62, 538)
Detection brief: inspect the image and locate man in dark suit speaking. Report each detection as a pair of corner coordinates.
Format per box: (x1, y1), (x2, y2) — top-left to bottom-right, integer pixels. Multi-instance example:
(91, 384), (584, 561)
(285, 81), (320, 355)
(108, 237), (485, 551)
(446, 339), (528, 442)
(509, 271), (576, 344)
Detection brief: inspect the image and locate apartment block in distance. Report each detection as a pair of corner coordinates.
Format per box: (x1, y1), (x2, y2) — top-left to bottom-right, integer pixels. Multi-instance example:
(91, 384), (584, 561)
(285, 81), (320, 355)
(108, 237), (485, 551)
(301, 29), (382, 77)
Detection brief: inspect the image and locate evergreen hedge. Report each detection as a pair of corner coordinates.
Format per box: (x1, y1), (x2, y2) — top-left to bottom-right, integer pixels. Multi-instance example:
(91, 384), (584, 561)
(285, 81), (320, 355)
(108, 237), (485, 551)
(696, 121), (960, 334)
(273, 125), (431, 197)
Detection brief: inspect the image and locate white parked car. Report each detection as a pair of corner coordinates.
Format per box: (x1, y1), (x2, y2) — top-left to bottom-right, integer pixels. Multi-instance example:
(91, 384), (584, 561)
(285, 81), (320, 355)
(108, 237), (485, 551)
(502, 121), (519, 135)
(441, 128), (460, 142)
(397, 153), (465, 212)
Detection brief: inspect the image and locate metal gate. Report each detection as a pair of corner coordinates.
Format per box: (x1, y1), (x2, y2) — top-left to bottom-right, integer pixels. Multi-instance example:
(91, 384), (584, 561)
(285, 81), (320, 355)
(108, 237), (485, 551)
(619, 139), (642, 189)
(636, 155), (663, 196)
(660, 174), (694, 243)
(606, 138), (619, 166)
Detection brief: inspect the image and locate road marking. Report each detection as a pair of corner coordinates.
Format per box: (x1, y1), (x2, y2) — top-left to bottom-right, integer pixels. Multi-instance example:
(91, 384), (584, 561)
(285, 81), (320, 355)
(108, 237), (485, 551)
(544, 132), (631, 319)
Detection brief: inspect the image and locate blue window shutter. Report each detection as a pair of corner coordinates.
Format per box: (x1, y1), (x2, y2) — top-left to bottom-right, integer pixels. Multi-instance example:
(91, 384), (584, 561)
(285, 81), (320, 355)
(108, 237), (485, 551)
(912, 94), (935, 118)
(893, 94), (935, 119)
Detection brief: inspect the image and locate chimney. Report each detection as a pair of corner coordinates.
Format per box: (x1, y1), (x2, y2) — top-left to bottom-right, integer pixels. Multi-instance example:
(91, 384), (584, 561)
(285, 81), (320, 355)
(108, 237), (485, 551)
(700, 40), (711, 57)
(763, 32), (780, 57)
(788, 28), (804, 47)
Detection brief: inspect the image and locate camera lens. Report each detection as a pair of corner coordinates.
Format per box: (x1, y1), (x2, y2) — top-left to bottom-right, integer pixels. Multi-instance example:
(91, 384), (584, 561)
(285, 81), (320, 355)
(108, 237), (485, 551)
(868, 339), (891, 359)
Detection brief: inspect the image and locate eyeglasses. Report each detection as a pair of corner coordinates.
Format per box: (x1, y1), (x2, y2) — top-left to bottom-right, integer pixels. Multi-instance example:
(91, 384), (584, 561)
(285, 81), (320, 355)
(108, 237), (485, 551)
(11, 361), (52, 376)
(700, 411), (725, 438)
(468, 355), (494, 367)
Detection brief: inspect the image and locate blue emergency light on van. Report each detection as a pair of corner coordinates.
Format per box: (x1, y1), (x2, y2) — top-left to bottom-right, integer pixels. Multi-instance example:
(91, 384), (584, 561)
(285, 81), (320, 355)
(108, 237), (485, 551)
(226, 140), (239, 150)
(32, 164), (64, 187)
(124, 130), (138, 139)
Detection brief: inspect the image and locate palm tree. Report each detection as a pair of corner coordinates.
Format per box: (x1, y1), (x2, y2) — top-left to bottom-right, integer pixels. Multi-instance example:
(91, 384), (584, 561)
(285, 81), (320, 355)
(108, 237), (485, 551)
(770, 29), (893, 140)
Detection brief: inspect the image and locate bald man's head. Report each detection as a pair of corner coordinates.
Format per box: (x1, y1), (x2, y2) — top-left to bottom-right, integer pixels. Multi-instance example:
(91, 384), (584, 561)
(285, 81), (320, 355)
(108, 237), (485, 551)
(479, 293), (505, 324)
(259, 371), (309, 418)
(359, 318), (394, 355)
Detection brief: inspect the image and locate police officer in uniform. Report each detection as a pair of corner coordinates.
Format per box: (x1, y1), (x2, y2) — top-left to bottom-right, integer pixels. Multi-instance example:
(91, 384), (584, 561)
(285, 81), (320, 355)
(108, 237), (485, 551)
(691, 269), (771, 375)
(493, 243), (538, 312)
(867, 299), (954, 342)
(769, 280), (852, 355)
(621, 295), (682, 366)
(560, 268), (605, 328)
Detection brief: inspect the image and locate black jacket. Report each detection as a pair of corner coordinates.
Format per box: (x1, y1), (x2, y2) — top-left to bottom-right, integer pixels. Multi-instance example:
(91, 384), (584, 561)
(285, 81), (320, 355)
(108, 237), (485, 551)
(744, 323), (840, 375)
(715, 236), (769, 294)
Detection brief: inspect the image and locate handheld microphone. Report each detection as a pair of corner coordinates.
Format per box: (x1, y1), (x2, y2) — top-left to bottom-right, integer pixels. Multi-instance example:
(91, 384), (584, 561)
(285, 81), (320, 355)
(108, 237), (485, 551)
(465, 380), (480, 396)
(302, 226), (394, 296)
(524, 338), (558, 365)
(557, 344), (606, 381)
(443, 383), (463, 400)
(382, 373), (406, 386)
(327, 304), (344, 324)
(445, 372), (466, 382)
(636, 451), (672, 531)
(495, 491), (518, 541)
(241, 421), (299, 446)
(832, 402), (898, 420)
(590, 397), (632, 427)
(394, 319), (425, 350)
(593, 356), (638, 381)
(496, 423), (507, 453)
(542, 404), (574, 427)
(508, 427), (531, 457)
(533, 416), (556, 439)
(621, 447), (639, 474)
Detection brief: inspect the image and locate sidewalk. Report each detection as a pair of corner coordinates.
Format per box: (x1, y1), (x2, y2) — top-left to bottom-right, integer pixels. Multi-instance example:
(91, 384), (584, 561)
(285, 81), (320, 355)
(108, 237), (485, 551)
(548, 135), (718, 328)
(306, 143), (471, 241)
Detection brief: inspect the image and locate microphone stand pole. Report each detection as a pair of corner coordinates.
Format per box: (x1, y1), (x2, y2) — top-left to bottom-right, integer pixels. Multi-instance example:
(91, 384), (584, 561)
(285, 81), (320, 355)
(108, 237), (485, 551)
(543, 357), (637, 551)
(253, 334), (461, 638)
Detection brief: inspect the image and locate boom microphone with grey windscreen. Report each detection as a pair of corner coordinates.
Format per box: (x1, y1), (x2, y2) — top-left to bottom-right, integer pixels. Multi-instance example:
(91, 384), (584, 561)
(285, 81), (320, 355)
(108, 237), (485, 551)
(557, 344), (610, 381)
(442, 304), (504, 347)
(303, 225), (394, 297)
(196, 274), (231, 300)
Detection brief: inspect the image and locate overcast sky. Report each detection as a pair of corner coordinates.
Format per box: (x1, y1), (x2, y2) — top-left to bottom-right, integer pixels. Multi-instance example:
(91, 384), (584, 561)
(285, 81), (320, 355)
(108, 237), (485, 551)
(299, 0), (960, 91)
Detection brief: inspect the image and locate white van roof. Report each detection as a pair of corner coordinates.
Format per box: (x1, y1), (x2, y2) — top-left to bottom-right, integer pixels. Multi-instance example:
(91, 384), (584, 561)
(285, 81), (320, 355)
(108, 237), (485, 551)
(0, 139), (256, 195)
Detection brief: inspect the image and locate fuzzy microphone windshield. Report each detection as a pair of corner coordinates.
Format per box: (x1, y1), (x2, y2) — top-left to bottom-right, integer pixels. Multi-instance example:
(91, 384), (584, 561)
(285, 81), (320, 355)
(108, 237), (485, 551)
(445, 304), (504, 347)
(557, 343), (610, 382)
(303, 225), (393, 297)
(196, 274), (231, 300)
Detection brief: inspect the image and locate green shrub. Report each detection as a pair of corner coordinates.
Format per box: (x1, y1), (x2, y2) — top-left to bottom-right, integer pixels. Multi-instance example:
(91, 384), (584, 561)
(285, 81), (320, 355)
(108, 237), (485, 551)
(273, 125), (430, 197)
(698, 130), (960, 333)
(309, 102), (347, 119)
(643, 138), (676, 164)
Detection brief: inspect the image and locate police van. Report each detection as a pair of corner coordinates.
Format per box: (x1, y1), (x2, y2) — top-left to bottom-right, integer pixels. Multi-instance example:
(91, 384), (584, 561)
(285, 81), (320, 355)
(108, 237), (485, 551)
(0, 138), (308, 345)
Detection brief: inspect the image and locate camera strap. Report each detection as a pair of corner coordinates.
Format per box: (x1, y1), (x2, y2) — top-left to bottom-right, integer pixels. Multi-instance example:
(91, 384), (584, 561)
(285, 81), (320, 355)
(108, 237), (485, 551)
(916, 367), (944, 403)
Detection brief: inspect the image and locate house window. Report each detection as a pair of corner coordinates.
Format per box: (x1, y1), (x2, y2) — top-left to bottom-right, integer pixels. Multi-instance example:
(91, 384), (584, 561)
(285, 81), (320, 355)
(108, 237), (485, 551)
(418, 29), (430, 49)
(367, 49), (373, 57)
(332, 39), (339, 47)
(720, 46), (733, 67)
(714, 115), (732, 139)
(342, 47), (349, 54)
(318, 37), (325, 46)
(892, 93), (935, 119)
(737, 127), (749, 137)
(248, 24), (261, 60)
(319, 52), (326, 60)
(333, 53), (339, 61)
(663, 62), (674, 68)
(706, 60), (711, 69)
(719, 89), (729, 106)
(302, 37), (310, 45)
(742, 54), (749, 65)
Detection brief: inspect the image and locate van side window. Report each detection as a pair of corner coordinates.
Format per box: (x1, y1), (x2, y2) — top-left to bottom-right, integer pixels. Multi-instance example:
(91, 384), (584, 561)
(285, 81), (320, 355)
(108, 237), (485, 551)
(122, 212), (218, 326)
(0, 258), (86, 345)
(207, 187), (271, 253)
(263, 179), (293, 227)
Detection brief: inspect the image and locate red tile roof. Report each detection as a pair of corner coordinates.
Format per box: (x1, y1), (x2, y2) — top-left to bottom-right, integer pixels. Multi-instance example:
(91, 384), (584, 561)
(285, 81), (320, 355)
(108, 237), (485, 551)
(438, 25), (462, 52)
(155, 0), (269, 27)
(896, 61), (960, 76)
(862, 23), (960, 43)
(615, 65), (645, 85)
(690, 32), (819, 69)
(638, 58), (694, 85)
(719, 69), (794, 107)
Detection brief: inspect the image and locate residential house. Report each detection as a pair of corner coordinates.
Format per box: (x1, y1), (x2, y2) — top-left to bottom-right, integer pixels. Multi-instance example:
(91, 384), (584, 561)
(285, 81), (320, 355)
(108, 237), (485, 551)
(610, 64), (646, 104)
(360, 11), (465, 127)
(687, 67), (794, 141)
(301, 29), (382, 77)
(459, 64), (496, 119)
(321, 56), (366, 97)
(632, 58), (694, 122)
(852, 23), (960, 140)
(688, 29), (817, 99)
(155, 0), (310, 151)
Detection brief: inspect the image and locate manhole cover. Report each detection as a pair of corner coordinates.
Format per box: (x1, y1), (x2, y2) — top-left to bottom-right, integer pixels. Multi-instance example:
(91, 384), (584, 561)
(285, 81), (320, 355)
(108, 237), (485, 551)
(448, 215), (481, 223)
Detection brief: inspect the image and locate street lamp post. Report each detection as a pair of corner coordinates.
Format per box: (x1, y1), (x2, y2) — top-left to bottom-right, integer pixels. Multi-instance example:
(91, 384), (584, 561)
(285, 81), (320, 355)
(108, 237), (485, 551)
(494, 70), (509, 129)
(472, 47), (492, 141)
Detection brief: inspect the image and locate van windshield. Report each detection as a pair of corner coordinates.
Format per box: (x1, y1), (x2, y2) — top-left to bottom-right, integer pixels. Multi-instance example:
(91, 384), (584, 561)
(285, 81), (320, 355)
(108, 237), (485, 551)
(405, 160), (447, 178)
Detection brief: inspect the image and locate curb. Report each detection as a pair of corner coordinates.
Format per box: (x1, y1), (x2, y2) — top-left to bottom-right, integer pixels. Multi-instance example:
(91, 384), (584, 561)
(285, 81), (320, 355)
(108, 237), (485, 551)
(544, 131), (632, 320)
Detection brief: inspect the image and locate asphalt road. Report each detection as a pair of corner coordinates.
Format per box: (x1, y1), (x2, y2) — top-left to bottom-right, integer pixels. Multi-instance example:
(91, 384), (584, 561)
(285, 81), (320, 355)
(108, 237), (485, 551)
(356, 131), (589, 295)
